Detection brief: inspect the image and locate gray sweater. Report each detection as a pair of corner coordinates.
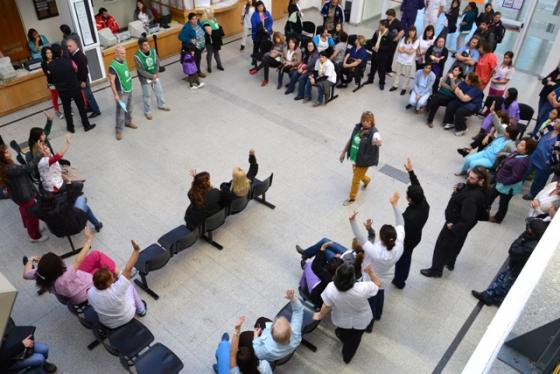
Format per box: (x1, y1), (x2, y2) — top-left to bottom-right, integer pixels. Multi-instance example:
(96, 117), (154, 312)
(134, 50), (160, 85)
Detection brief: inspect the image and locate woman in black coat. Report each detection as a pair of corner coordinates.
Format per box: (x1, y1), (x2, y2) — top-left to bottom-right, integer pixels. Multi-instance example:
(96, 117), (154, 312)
(220, 149), (259, 204)
(185, 171), (224, 230)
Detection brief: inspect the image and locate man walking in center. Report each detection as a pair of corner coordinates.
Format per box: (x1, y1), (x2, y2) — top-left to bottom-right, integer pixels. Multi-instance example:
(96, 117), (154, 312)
(134, 36), (170, 120)
(109, 46), (137, 141)
(66, 39), (101, 119)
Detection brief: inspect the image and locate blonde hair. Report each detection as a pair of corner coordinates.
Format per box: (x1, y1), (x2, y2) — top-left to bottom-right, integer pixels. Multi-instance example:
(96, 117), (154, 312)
(272, 31), (285, 45)
(231, 167), (251, 197)
(272, 317), (292, 345)
(203, 7), (214, 19)
(360, 111), (375, 125)
(356, 35), (366, 47)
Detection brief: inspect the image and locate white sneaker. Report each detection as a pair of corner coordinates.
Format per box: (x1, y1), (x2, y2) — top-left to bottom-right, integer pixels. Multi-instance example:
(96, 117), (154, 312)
(39, 222), (47, 232)
(190, 85), (199, 90)
(30, 234), (49, 243)
(55, 111), (64, 119)
(197, 82), (205, 88)
(443, 123), (455, 130)
(454, 130), (466, 136)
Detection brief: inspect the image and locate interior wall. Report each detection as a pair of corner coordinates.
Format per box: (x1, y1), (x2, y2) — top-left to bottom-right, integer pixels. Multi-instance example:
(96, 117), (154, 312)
(362, 0), (382, 21)
(16, 0), (65, 45)
(91, 0), (137, 29)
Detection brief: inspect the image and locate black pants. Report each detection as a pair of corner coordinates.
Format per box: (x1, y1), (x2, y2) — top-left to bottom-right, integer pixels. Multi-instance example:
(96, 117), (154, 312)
(335, 327), (365, 363)
(444, 101), (476, 131)
(393, 239), (420, 288)
(206, 43), (223, 71)
(488, 185), (514, 223)
(60, 90), (90, 131)
(365, 289), (384, 332)
(427, 93), (454, 123)
(252, 33), (269, 66)
(256, 55), (281, 81)
(368, 53), (389, 85)
(430, 224), (470, 273)
(341, 66), (363, 85)
(387, 44), (397, 73)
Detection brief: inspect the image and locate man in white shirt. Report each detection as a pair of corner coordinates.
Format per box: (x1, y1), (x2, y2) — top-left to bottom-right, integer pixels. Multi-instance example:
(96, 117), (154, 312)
(424, 0), (446, 28)
(88, 240), (146, 329)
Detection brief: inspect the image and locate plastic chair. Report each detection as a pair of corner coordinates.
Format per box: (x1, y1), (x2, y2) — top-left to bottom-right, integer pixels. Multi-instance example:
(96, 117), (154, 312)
(302, 21), (316, 37)
(158, 225), (199, 255)
(134, 243), (171, 300)
(275, 299), (321, 352)
(202, 208), (227, 250)
(133, 343), (184, 374)
(55, 294), (92, 329)
(228, 195), (249, 215)
(251, 173), (275, 209)
(517, 103), (535, 138)
(108, 319), (155, 369)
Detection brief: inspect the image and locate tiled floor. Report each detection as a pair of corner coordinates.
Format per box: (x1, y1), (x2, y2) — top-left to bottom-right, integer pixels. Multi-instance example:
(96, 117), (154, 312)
(0, 10), (553, 374)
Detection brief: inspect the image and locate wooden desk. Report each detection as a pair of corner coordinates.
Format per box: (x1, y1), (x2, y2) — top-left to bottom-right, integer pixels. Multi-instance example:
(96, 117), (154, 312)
(0, 69), (48, 117)
(102, 24), (182, 75)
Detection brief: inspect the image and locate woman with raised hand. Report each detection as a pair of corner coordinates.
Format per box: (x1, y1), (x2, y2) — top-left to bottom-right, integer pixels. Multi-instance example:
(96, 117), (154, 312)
(221, 149), (259, 203)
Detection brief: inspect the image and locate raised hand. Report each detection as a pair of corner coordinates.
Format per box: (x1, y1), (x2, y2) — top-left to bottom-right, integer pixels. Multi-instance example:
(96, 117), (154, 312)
(404, 158), (413, 172)
(389, 192), (400, 206)
(234, 315), (246, 331)
(349, 211), (358, 221)
(131, 240), (141, 252)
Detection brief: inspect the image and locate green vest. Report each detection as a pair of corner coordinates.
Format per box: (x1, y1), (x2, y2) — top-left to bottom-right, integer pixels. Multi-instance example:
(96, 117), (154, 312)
(110, 59), (133, 93)
(135, 48), (158, 75)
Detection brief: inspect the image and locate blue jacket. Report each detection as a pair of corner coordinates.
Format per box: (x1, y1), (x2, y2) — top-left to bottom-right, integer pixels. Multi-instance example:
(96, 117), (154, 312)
(320, 2), (344, 25)
(251, 10), (273, 41)
(179, 22), (200, 44)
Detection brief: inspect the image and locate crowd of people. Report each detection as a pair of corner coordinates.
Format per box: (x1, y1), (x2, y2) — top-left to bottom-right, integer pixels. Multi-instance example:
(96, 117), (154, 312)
(1, 1), (560, 373)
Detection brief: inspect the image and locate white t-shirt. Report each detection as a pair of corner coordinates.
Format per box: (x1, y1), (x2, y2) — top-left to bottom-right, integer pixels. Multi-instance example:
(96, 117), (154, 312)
(361, 225), (405, 288)
(314, 58), (337, 84)
(321, 282), (379, 330)
(88, 276), (136, 329)
(490, 64), (515, 90)
(38, 156), (63, 192)
(396, 38), (420, 66)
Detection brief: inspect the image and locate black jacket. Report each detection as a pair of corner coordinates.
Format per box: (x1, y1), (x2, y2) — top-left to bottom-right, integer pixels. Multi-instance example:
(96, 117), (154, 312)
(539, 67), (560, 98)
(220, 154), (259, 204)
(369, 30), (393, 57)
(444, 184), (487, 236)
(184, 188), (224, 230)
(70, 49), (89, 83)
(346, 124), (380, 167)
(285, 4), (302, 35)
(403, 170), (430, 250)
(446, 7), (460, 33)
(507, 232), (539, 275)
(425, 45), (448, 76)
(48, 57), (80, 95)
(5, 163), (36, 204)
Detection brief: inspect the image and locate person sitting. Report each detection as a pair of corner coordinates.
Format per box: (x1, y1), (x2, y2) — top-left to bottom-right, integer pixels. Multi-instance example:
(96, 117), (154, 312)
(312, 27), (335, 53)
(456, 108), (518, 175)
(250, 289), (304, 362)
(184, 171), (224, 230)
(291, 41), (319, 98)
(487, 138), (537, 223)
(220, 149), (258, 203)
(528, 181), (560, 218)
(312, 264), (381, 363)
(406, 64), (436, 112)
(331, 22), (344, 42)
(330, 31), (348, 68)
(23, 227), (116, 303)
(27, 28), (49, 60)
(249, 31), (285, 87)
(442, 72), (484, 136)
(134, 1), (154, 28)
(277, 37), (302, 90)
(214, 316), (272, 374)
(532, 109), (559, 140)
(305, 49), (337, 106)
(471, 218), (548, 306)
(95, 7), (120, 33)
(87, 240), (147, 329)
(0, 320), (57, 373)
(425, 65), (463, 128)
(37, 134), (72, 193)
(453, 36), (481, 75)
(201, 8), (225, 73)
(338, 35), (368, 88)
(389, 26), (419, 95)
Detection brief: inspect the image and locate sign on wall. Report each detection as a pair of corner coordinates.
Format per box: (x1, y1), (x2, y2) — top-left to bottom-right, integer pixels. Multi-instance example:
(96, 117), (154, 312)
(502, 0), (524, 10)
(33, 0), (59, 20)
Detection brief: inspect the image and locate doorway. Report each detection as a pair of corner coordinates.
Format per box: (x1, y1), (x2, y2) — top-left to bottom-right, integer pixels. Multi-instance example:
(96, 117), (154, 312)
(0, 0), (30, 62)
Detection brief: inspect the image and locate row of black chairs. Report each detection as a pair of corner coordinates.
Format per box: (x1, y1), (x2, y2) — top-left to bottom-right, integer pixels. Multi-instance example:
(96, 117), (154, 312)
(134, 173), (276, 300)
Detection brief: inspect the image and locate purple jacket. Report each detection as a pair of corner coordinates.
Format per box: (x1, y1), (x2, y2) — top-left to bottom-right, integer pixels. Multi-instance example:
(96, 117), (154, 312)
(496, 153), (530, 185)
(182, 53), (198, 76)
(481, 101), (520, 132)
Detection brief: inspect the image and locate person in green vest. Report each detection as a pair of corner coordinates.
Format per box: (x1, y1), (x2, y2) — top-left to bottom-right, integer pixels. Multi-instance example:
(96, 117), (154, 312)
(134, 36), (170, 120)
(109, 46), (137, 141)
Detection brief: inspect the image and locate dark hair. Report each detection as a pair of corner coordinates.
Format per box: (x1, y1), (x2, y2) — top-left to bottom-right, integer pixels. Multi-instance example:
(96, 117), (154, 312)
(28, 127), (45, 154)
(385, 9), (396, 17)
(354, 249), (365, 279)
(189, 172), (211, 208)
(407, 185), (425, 205)
(60, 24), (72, 35)
(339, 31), (348, 43)
(137, 36), (149, 47)
(35, 253), (66, 292)
(405, 26), (418, 42)
(188, 12), (197, 21)
(237, 346), (259, 374)
(423, 63), (433, 70)
(379, 225), (397, 250)
(186, 43), (196, 53)
(98, 7), (108, 15)
(466, 72), (481, 88)
(333, 264), (356, 292)
(27, 28), (39, 43)
(255, 1), (266, 11)
(470, 166), (489, 189)
(287, 36), (299, 49)
(479, 41), (491, 53)
(504, 87), (518, 108)
(521, 137), (537, 155)
(451, 0), (461, 9)
(51, 43), (63, 58)
(327, 258), (344, 277)
(379, 19), (388, 28)
(40, 46), (53, 62)
(494, 11), (502, 16)
(0, 144), (15, 183)
(503, 51), (514, 66)
(423, 25), (435, 40)
(484, 2), (493, 11)
(93, 268), (113, 290)
(136, 1), (146, 12)
(320, 48), (332, 57)
(505, 124), (519, 140)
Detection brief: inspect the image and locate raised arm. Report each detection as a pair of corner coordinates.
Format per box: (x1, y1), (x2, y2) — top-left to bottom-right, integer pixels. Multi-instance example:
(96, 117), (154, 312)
(58, 134), (72, 157)
(43, 111), (53, 136)
(404, 158), (421, 187)
(389, 192), (404, 227)
(122, 240), (141, 279)
(349, 211), (368, 246)
(230, 316), (245, 369)
(247, 149), (259, 180)
(73, 226), (93, 270)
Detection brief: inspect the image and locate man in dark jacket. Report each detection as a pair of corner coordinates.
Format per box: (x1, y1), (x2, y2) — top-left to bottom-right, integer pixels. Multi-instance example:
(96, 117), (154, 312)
(421, 166), (489, 278)
(66, 39), (101, 118)
(488, 12), (506, 52)
(321, 0), (344, 32)
(385, 9), (403, 75)
(366, 19), (393, 89)
(48, 43), (95, 133)
(392, 159), (430, 289)
(471, 218), (549, 305)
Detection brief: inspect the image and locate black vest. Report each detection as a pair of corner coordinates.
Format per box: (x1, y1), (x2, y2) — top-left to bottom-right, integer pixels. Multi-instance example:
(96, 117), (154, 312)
(347, 124), (380, 167)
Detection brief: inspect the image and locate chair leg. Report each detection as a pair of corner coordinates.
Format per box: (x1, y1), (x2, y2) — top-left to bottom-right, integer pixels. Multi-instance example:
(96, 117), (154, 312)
(202, 231), (223, 250)
(134, 273), (160, 300)
(61, 236), (83, 259)
(88, 339), (101, 350)
(254, 193), (276, 209)
(301, 338), (317, 352)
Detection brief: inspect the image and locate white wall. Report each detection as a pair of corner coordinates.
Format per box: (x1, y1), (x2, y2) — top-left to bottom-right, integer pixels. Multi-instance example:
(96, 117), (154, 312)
(16, 0), (65, 44)
(362, 0), (382, 21)
(91, 0), (137, 29)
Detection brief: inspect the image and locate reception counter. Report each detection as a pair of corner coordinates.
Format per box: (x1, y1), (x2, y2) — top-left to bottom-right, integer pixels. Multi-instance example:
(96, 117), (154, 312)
(0, 69), (48, 117)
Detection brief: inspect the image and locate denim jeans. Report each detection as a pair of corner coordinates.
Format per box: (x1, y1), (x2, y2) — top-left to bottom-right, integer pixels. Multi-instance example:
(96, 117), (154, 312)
(297, 75), (310, 98)
(480, 268), (516, 305)
(526, 163), (552, 198)
(141, 80), (166, 115)
(84, 83), (101, 114)
(317, 81), (334, 103)
(9, 341), (48, 371)
(214, 338), (230, 374)
(286, 71), (301, 93)
(303, 237), (348, 261)
(74, 195), (100, 227)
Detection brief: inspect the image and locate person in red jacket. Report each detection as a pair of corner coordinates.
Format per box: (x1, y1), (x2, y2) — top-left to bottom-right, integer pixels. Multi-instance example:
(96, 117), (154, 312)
(95, 7), (120, 33)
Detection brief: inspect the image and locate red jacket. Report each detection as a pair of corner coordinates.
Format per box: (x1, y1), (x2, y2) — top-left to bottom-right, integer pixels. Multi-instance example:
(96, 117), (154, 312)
(95, 14), (119, 33)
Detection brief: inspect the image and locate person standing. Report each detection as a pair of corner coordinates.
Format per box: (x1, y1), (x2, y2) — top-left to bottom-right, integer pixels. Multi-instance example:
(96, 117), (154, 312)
(240, 0), (255, 51)
(60, 24), (82, 57)
(400, 0), (423, 31)
(48, 44), (95, 133)
(250, 1), (273, 67)
(475, 41), (497, 90)
(66, 39), (101, 119)
(339, 111), (382, 206)
(134, 37), (170, 120)
(201, 8), (225, 73)
(313, 263), (381, 363)
(179, 13), (207, 78)
(385, 9), (404, 76)
(40, 46), (63, 119)
(392, 159), (430, 289)
(109, 46), (137, 141)
(421, 167), (489, 277)
(423, 0), (446, 28)
(365, 19), (392, 90)
(320, 0), (344, 32)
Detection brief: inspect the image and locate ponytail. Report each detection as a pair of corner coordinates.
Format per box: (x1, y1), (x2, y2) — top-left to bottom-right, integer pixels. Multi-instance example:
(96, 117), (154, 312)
(380, 225), (397, 251)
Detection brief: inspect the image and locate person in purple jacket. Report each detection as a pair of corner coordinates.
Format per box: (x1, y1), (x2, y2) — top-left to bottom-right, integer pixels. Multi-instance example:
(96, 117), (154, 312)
(488, 138), (537, 223)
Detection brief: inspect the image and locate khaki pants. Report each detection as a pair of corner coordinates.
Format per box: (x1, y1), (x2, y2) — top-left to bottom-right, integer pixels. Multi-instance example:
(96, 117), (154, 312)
(350, 166), (371, 200)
